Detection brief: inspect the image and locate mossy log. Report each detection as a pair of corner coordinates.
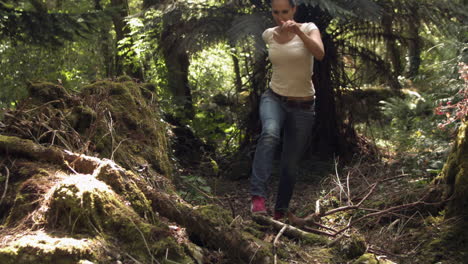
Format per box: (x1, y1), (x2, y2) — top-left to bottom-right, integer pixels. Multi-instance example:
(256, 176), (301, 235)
(436, 121), (468, 218)
(0, 134), (271, 264)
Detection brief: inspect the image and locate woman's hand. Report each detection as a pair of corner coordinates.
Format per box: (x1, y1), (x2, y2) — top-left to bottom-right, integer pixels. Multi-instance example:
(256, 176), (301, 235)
(280, 20), (301, 35)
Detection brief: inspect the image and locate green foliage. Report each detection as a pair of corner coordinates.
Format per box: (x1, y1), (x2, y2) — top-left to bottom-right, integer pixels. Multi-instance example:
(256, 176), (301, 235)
(0, 1), (107, 46)
(187, 43), (243, 153)
(377, 91), (450, 173)
(0, 38), (109, 106)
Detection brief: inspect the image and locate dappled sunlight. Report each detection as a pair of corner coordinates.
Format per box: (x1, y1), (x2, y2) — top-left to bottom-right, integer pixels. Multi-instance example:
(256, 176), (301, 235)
(0, 230), (96, 254)
(0, 0), (466, 263)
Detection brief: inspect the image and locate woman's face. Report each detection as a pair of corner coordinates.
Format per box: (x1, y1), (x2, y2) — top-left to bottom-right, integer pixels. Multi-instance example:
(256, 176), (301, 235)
(271, 0), (296, 26)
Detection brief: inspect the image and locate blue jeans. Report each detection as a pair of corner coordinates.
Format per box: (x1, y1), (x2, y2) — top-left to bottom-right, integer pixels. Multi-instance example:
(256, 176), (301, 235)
(250, 89), (316, 212)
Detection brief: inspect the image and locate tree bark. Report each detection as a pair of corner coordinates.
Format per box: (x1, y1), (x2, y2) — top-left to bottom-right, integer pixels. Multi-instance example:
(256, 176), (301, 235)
(161, 41), (195, 120)
(295, 6), (359, 159)
(110, 0), (143, 79)
(95, 0), (114, 78)
(382, 13), (403, 79)
(242, 53), (268, 148)
(405, 5), (421, 78)
(232, 52), (243, 93)
(311, 35), (341, 157)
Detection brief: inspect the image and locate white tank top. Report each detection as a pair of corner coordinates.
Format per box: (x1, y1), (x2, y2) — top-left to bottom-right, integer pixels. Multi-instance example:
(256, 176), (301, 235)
(262, 22), (318, 97)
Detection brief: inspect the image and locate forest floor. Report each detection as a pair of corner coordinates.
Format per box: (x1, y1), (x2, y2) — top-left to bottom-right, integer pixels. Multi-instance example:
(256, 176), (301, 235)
(1, 80), (462, 264)
(179, 153), (451, 264)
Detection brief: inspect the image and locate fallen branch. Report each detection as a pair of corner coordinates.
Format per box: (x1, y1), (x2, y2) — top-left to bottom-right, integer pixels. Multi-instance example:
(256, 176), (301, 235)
(252, 214), (329, 245)
(273, 225), (288, 264)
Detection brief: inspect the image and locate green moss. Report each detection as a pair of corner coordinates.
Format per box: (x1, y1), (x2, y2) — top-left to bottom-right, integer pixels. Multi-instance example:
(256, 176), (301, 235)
(68, 105), (97, 133)
(236, 230), (273, 263)
(302, 232), (329, 245)
(41, 172), (190, 263)
(0, 135), (63, 163)
(116, 75), (133, 82)
(79, 80), (173, 176)
(195, 204), (232, 225)
(0, 232), (100, 264)
(95, 165), (154, 218)
(243, 224), (268, 239)
(352, 253), (379, 264)
(334, 233), (367, 260)
(5, 167), (53, 226)
(27, 82), (70, 106)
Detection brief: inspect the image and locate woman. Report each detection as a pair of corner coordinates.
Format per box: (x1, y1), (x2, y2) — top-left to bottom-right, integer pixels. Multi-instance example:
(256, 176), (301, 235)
(250, 0), (324, 220)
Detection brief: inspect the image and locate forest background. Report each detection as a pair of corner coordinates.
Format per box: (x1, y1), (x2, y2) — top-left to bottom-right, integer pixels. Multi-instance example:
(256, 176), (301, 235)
(0, 0), (467, 263)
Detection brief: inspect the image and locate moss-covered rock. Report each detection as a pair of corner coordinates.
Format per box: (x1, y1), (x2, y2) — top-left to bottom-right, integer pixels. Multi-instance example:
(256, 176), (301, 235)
(95, 163), (154, 219)
(0, 231), (101, 264)
(44, 173), (190, 262)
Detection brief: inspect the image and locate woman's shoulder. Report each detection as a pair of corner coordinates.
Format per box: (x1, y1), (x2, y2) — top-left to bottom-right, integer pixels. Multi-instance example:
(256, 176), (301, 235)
(262, 27), (276, 43)
(300, 22), (318, 33)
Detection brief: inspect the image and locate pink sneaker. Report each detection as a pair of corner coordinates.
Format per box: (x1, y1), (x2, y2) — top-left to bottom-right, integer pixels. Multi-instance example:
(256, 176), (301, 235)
(273, 211), (285, 221)
(251, 196), (267, 214)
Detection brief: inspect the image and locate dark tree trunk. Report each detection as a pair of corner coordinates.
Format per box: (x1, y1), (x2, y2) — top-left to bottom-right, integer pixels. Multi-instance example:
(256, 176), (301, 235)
(405, 5), (421, 78)
(382, 13), (403, 78)
(161, 40), (195, 120)
(243, 53), (269, 147)
(311, 35), (341, 158)
(55, 0), (63, 9)
(110, 0), (143, 79)
(295, 6), (352, 158)
(232, 53), (243, 93)
(95, 0), (114, 78)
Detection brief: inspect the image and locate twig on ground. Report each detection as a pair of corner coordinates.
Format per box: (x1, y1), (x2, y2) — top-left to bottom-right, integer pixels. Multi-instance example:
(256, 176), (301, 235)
(332, 199), (445, 237)
(333, 157), (349, 204)
(368, 245), (407, 258)
(321, 182), (378, 217)
(273, 224), (288, 264)
(310, 172), (411, 221)
(249, 242), (261, 264)
(302, 226), (336, 237)
(346, 171), (351, 205)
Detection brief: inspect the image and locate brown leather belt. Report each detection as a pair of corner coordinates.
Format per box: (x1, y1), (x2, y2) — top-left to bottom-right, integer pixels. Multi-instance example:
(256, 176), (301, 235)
(270, 89), (315, 109)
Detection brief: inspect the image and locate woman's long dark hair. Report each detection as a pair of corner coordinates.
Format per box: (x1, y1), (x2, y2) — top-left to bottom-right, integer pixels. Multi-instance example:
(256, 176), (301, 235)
(270, 0), (297, 8)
